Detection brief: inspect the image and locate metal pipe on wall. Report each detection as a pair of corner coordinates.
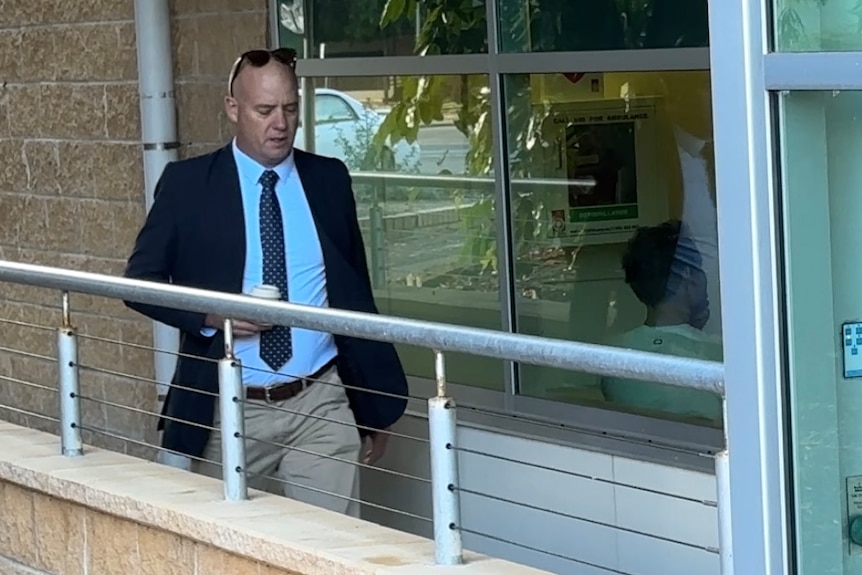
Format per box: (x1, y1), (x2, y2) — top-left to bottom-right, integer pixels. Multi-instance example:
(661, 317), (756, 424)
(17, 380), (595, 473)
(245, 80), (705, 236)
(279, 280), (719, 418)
(300, 0), (316, 152)
(133, 0), (186, 469)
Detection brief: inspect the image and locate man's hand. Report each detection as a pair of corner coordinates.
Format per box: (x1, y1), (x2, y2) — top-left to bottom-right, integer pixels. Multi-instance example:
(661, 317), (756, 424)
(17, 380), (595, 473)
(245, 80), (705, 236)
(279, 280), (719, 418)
(204, 313), (271, 337)
(363, 428), (391, 465)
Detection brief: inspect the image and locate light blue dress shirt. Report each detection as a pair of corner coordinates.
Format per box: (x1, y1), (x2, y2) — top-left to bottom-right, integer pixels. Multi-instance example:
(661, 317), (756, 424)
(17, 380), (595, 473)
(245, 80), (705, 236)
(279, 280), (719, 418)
(205, 140), (337, 387)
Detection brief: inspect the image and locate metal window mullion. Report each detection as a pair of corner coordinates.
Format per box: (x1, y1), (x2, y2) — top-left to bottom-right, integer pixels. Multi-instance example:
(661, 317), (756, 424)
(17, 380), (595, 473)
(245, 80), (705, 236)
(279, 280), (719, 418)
(709, 0), (789, 572)
(295, 54), (492, 78)
(765, 51), (862, 90)
(485, 0), (519, 405)
(293, 49), (712, 79)
(495, 47), (710, 74)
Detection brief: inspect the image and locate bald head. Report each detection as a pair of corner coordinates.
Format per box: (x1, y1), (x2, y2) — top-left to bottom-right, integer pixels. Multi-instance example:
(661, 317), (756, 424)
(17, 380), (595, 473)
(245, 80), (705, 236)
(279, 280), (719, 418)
(225, 60), (299, 167)
(231, 59), (298, 100)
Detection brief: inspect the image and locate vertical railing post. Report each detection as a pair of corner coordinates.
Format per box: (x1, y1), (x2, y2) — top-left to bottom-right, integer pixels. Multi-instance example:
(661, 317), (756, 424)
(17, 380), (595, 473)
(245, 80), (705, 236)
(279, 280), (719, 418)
(58, 291), (83, 456)
(716, 399), (733, 575)
(428, 350), (463, 565)
(218, 319), (247, 501)
(716, 450), (733, 574)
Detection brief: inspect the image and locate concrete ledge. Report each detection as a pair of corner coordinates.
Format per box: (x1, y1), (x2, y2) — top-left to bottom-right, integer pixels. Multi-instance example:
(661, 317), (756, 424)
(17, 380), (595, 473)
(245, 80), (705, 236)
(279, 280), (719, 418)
(0, 422), (549, 575)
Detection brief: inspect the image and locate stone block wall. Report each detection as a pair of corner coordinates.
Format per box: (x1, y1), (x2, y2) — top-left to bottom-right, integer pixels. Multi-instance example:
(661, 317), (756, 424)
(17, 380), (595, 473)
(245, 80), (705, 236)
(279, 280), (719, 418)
(0, 0), (269, 455)
(0, 422), (543, 575)
(172, 0), (269, 158)
(0, 482), (298, 575)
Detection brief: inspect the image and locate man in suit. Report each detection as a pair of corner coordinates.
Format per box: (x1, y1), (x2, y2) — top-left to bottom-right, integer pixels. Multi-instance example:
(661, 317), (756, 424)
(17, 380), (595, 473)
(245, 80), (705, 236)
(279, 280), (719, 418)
(123, 48), (408, 517)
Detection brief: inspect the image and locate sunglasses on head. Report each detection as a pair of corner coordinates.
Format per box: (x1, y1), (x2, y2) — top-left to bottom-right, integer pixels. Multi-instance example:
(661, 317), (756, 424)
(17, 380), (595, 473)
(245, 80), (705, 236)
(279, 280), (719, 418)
(227, 48), (297, 96)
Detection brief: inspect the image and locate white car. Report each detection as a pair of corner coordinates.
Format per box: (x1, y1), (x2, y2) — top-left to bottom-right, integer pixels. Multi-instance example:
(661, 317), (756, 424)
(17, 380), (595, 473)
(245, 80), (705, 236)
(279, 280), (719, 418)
(295, 88), (421, 172)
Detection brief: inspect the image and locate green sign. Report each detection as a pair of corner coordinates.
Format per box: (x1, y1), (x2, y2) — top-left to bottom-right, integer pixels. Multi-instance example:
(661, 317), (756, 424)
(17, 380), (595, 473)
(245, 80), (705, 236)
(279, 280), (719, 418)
(569, 204), (639, 223)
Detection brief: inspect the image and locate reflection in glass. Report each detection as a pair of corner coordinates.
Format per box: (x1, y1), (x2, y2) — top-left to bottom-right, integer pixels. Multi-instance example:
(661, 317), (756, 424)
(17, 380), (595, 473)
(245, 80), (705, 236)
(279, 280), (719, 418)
(600, 220), (722, 422)
(504, 71), (722, 425)
(497, 0), (708, 53)
(277, 0), (488, 58)
(779, 90), (862, 573)
(774, 0), (862, 51)
(296, 75), (502, 389)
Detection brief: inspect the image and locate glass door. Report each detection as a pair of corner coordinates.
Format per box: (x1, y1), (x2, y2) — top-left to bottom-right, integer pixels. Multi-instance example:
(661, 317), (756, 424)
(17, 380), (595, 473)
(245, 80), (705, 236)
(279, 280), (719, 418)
(771, 2), (862, 574)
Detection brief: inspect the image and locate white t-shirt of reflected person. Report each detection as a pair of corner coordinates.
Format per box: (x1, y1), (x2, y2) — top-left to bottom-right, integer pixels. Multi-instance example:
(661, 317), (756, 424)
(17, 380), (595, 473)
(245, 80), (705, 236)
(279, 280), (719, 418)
(600, 323), (722, 421)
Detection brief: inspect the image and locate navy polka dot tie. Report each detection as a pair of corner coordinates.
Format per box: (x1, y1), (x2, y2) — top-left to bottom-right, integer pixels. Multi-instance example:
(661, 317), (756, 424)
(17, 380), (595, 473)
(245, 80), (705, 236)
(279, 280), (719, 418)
(258, 169), (292, 371)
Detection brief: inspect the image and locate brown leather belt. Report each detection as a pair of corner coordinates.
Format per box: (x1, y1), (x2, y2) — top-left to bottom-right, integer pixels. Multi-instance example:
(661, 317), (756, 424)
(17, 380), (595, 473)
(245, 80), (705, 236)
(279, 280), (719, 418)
(245, 357), (337, 403)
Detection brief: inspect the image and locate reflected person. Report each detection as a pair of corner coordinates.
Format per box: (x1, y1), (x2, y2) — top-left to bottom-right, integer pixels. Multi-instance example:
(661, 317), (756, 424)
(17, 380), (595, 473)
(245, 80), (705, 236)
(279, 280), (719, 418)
(123, 48), (408, 516)
(600, 220), (722, 422)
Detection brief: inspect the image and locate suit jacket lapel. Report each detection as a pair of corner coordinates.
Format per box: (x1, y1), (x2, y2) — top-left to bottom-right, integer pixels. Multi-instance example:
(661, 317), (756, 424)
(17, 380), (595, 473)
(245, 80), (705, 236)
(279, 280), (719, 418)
(208, 144), (246, 294)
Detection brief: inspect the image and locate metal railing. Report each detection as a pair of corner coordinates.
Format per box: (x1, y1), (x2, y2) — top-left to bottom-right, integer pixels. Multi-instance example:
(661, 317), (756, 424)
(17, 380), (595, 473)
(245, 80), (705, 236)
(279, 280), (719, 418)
(0, 260), (728, 572)
(348, 170), (599, 289)
(350, 170), (597, 190)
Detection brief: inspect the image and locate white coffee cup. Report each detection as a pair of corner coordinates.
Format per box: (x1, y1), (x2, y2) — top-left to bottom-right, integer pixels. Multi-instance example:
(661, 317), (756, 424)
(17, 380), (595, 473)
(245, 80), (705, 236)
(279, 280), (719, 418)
(248, 284), (281, 300)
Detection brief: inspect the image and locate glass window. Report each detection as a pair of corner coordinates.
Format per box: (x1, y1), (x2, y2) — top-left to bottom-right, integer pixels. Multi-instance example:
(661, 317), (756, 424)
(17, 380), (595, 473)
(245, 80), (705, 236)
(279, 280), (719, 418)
(296, 75), (502, 389)
(497, 0), (708, 53)
(315, 93), (357, 123)
(773, 0), (862, 51)
(504, 70), (723, 427)
(778, 90), (862, 573)
(277, 0), (488, 58)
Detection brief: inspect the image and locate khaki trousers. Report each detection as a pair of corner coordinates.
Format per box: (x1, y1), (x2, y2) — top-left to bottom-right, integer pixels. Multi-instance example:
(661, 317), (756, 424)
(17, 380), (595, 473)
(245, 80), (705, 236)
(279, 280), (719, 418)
(196, 366), (362, 517)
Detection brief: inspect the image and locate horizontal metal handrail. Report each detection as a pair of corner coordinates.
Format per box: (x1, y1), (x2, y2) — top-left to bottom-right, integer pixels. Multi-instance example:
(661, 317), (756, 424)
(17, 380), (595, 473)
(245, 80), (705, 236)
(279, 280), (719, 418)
(0, 260), (723, 394)
(350, 170), (597, 190)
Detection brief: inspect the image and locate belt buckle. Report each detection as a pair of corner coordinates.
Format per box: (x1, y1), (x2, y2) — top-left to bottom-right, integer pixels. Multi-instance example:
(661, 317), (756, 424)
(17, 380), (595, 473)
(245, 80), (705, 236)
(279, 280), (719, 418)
(263, 385), (277, 403)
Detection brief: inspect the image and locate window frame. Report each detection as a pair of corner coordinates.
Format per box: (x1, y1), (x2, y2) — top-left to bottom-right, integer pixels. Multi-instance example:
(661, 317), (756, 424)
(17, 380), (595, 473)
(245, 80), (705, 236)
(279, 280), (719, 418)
(267, 0), (724, 470)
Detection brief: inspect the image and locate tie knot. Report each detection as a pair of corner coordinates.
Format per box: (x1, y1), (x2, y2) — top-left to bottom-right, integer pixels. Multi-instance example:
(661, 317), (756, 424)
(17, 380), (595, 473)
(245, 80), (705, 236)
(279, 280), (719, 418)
(259, 169), (279, 190)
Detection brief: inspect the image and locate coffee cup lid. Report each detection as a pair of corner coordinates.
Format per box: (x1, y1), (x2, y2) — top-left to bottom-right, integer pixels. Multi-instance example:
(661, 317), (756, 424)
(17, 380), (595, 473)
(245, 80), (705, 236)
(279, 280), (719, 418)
(249, 284), (281, 299)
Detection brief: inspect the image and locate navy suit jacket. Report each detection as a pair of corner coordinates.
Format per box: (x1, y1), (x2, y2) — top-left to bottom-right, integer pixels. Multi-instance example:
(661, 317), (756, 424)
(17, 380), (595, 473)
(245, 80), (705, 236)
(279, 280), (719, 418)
(123, 144), (409, 457)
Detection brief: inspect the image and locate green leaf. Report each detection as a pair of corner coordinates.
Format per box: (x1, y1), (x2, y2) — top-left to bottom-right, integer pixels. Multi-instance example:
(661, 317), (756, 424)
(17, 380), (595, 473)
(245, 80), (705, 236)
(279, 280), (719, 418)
(418, 99), (436, 124)
(380, 0), (406, 28)
(371, 107), (402, 151)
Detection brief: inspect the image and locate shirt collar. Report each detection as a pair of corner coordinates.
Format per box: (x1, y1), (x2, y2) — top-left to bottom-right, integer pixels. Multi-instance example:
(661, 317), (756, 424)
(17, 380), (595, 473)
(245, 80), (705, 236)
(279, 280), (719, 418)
(231, 138), (295, 187)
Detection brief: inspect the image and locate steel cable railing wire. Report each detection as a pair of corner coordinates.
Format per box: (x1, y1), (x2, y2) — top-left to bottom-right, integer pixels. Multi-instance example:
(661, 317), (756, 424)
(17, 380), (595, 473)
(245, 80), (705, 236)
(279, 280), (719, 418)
(76, 332), (221, 365)
(0, 317), (56, 332)
(454, 524), (640, 575)
(240, 433), (430, 484)
(75, 362), (219, 399)
(75, 386), (431, 484)
(453, 486), (719, 554)
(0, 374), (58, 394)
(74, 399), (431, 521)
(235, 395), (429, 445)
(72, 359), (713, 512)
(240, 361), (429, 402)
(453, 402), (720, 457)
(74, 333), (720, 460)
(75, 422), (221, 469)
(0, 404), (59, 424)
(0, 345), (54, 362)
(77, 332), (717, 460)
(74, 359), (429, 445)
(75, 393), (218, 433)
(0, 373), (59, 426)
(75, 333), (430, 404)
(247, 469), (431, 523)
(55, 357), (713, 508)
(452, 446), (717, 507)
